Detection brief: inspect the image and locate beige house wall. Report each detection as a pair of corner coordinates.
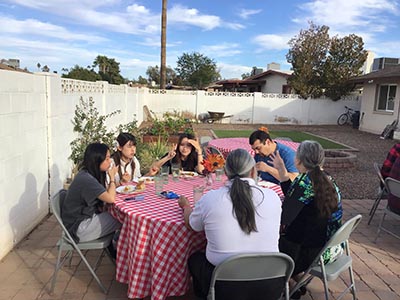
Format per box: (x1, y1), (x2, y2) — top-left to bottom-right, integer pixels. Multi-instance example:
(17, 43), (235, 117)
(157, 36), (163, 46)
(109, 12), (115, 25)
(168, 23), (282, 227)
(359, 79), (400, 134)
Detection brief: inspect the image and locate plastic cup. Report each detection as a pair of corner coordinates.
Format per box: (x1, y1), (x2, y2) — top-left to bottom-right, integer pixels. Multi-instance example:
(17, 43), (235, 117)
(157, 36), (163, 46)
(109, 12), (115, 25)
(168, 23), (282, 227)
(193, 185), (205, 205)
(154, 175), (164, 195)
(171, 163), (180, 182)
(161, 165), (169, 184)
(215, 168), (224, 181)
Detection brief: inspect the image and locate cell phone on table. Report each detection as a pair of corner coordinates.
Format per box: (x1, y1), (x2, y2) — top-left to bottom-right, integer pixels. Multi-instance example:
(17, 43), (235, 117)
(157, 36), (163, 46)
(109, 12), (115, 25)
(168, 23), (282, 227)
(124, 195), (145, 201)
(160, 191), (179, 199)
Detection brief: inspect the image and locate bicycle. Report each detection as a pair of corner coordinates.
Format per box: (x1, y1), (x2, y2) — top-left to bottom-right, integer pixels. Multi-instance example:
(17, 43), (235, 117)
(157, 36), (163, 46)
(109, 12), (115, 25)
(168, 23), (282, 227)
(337, 106), (355, 125)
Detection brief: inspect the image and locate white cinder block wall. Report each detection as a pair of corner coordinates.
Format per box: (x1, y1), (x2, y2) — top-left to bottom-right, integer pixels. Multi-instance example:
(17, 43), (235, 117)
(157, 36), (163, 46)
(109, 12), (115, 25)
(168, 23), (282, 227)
(0, 70), (360, 259)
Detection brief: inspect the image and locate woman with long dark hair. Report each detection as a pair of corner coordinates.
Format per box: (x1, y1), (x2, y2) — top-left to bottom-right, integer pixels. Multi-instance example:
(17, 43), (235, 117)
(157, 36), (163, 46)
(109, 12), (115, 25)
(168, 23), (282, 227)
(152, 133), (204, 173)
(112, 132), (158, 185)
(270, 140), (342, 298)
(61, 143), (121, 244)
(178, 149), (282, 299)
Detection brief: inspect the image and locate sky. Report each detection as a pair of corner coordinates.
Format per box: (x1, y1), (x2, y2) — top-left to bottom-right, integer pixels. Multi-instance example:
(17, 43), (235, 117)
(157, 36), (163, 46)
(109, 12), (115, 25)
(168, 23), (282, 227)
(1, 0), (399, 80)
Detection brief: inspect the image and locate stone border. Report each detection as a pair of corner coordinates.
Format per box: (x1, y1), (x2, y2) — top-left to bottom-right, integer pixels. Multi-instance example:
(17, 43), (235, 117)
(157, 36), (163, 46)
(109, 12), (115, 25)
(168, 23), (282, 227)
(304, 132), (359, 152)
(324, 150), (357, 170)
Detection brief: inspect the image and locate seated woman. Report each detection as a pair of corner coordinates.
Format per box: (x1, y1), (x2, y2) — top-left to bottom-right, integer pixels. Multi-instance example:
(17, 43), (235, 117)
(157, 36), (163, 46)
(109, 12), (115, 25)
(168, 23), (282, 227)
(112, 132), (157, 185)
(387, 156), (400, 214)
(61, 143), (121, 246)
(152, 133), (204, 174)
(178, 149), (282, 300)
(270, 140), (342, 299)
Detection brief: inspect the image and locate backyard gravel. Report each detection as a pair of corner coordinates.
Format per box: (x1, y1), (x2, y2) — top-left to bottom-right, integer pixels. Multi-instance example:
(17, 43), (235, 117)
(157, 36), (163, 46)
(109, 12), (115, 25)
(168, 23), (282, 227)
(194, 123), (396, 199)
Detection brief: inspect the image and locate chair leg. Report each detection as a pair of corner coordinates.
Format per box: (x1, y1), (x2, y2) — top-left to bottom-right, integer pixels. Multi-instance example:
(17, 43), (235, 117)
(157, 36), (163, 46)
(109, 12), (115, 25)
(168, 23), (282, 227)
(348, 265), (357, 300)
(374, 210), (387, 243)
(368, 191), (384, 225)
(74, 247), (108, 294)
(50, 244), (64, 293)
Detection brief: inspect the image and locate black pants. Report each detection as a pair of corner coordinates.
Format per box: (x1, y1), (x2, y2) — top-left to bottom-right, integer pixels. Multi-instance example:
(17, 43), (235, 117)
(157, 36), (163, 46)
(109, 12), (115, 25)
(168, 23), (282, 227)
(188, 251), (285, 300)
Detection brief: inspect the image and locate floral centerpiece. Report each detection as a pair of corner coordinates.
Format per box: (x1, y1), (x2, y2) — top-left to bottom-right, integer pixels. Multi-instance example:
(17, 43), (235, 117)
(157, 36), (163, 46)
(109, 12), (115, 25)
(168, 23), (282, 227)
(201, 153), (225, 175)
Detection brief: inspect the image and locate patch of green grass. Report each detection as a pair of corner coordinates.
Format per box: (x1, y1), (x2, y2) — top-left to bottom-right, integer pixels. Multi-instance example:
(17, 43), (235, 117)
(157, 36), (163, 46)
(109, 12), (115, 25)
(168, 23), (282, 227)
(213, 130), (349, 149)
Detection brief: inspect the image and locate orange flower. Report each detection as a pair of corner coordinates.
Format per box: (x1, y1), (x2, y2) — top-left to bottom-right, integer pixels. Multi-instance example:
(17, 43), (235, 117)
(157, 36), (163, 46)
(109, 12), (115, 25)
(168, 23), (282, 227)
(202, 153), (225, 174)
(258, 126), (269, 133)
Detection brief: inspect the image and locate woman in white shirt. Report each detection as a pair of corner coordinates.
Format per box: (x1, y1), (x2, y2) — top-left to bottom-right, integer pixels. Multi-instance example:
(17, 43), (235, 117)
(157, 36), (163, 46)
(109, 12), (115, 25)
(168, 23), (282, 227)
(112, 132), (157, 185)
(178, 148), (282, 299)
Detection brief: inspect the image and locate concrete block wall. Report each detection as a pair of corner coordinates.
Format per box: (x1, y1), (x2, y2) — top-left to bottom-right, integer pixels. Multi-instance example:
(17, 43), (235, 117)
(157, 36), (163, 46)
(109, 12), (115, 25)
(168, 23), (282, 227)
(0, 70), (49, 259)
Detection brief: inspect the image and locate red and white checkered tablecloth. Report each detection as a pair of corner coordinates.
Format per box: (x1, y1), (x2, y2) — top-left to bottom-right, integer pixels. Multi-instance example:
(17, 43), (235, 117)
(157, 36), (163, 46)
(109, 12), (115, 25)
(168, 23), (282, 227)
(208, 137), (299, 158)
(110, 175), (282, 300)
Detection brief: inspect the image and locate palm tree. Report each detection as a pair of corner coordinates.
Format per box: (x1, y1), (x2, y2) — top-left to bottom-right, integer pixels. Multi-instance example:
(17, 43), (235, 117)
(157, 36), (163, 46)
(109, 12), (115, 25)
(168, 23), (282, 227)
(160, 0), (167, 89)
(93, 55), (109, 74)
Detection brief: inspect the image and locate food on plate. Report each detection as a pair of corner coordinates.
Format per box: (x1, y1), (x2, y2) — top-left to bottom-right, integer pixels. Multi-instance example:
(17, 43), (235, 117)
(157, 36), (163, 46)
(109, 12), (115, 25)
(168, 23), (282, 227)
(124, 185), (133, 192)
(140, 176), (154, 183)
(180, 171), (198, 177)
(136, 180), (145, 190)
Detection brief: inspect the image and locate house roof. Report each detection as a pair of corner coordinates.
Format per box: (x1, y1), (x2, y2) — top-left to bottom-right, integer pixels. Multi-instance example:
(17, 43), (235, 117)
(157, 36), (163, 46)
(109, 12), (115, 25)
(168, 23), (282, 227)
(247, 69), (292, 80)
(350, 65), (400, 83)
(0, 63), (31, 73)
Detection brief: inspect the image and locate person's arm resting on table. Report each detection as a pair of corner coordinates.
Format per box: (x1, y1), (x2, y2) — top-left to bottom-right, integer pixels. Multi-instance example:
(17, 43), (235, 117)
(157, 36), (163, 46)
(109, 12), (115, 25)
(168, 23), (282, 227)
(178, 196), (194, 230)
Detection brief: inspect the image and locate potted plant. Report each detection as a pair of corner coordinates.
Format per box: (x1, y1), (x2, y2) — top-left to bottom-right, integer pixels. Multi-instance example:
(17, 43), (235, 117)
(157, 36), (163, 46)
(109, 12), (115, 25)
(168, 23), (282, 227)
(142, 110), (195, 144)
(67, 96), (121, 186)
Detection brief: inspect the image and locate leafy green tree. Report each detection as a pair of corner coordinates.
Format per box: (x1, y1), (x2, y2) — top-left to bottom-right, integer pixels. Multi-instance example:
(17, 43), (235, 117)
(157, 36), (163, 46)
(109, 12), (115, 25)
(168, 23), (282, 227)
(286, 22), (367, 100)
(241, 72), (251, 79)
(62, 65), (101, 81)
(323, 34), (368, 100)
(175, 52), (220, 89)
(137, 75), (149, 85)
(286, 23), (330, 99)
(92, 55), (125, 84)
(146, 65), (177, 85)
(70, 96), (120, 167)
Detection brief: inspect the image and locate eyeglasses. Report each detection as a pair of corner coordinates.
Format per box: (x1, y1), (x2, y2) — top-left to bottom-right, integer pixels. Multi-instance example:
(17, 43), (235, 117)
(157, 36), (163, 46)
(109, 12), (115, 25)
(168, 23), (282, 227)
(179, 143), (193, 148)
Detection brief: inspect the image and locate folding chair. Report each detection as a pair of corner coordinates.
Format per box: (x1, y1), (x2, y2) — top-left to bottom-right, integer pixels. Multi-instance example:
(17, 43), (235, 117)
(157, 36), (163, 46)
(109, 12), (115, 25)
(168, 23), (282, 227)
(290, 214), (362, 300)
(50, 189), (114, 294)
(207, 252), (294, 300)
(368, 162), (388, 225)
(200, 136), (213, 157)
(375, 177), (400, 242)
(207, 145), (224, 157)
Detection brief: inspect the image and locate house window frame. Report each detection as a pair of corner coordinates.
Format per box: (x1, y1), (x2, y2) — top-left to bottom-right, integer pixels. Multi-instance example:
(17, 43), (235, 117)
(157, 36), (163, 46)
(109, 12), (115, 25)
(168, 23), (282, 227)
(375, 84), (397, 112)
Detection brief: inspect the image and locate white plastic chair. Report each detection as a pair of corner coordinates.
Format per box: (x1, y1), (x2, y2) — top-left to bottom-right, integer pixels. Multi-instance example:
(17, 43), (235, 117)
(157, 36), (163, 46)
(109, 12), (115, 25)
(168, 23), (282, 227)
(290, 214), (362, 300)
(375, 177), (400, 242)
(368, 162), (388, 225)
(50, 189), (114, 294)
(207, 252), (294, 300)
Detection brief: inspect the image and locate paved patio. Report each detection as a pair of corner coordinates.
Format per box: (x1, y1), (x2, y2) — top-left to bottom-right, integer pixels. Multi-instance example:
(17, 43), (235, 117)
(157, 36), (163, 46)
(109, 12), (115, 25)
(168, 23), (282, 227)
(0, 198), (399, 300)
(1, 124), (399, 299)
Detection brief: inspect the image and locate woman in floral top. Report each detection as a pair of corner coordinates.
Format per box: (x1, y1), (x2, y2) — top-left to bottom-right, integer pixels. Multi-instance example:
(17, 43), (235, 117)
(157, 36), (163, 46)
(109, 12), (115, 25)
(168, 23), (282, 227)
(270, 140), (342, 297)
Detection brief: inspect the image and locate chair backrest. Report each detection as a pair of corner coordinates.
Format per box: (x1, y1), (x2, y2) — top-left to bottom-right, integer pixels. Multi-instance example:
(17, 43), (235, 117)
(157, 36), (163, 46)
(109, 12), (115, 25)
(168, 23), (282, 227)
(314, 214), (362, 258)
(208, 252), (294, 299)
(207, 146), (224, 157)
(51, 189), (76, 244)
(374, 162), (385, 187)
(384, 177), (400, 198)
(200, 136), (212, 147)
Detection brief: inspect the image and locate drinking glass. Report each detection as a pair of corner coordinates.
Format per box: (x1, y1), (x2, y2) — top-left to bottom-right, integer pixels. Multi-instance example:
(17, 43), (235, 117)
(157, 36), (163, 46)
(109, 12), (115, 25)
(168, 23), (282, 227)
(154, 175), (164, 195)
(161, 165), (169, 184)
(171, 163), (180, 182)
(193, 185), (205, 205)
(215, 168), (224, 181)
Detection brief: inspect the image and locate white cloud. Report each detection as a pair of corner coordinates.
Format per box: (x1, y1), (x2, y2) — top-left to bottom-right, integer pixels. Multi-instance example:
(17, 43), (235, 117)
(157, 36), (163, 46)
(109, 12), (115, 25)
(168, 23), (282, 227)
(200, 43), (242, 57)
(0, 16), (107, 42)
(252, 34), (292, 51)
(217, 62), (252, 79)
(168, 4), (221, 30)
(296, 0), (399, 31)
(238, 8), (262, 19)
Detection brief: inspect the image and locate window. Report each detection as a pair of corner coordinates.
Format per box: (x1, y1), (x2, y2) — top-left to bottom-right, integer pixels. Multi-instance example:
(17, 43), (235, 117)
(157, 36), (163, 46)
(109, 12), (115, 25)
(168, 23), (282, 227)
(376, 84), (396, 112)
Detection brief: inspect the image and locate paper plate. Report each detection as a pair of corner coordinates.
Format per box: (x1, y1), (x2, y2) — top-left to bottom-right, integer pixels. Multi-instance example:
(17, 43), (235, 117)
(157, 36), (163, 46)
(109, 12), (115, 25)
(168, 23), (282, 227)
(180, 171), (199, 178)
(116, 185), (145, 195)
(140, 176), (154, 183)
